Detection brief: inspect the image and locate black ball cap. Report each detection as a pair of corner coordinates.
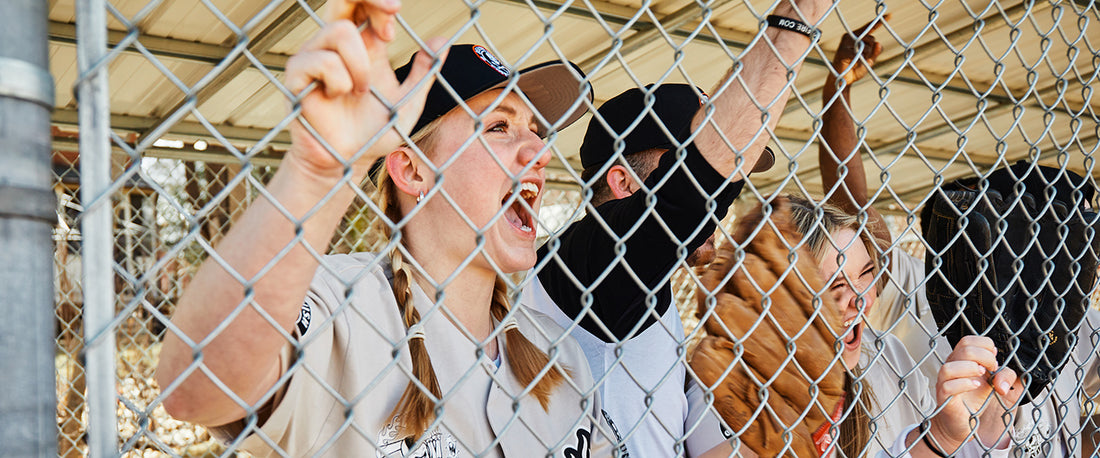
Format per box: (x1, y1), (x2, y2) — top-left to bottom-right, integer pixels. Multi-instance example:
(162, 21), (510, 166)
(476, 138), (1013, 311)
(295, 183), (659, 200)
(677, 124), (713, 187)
(393, 44), (592, 137)
(579, 83), (774, 174)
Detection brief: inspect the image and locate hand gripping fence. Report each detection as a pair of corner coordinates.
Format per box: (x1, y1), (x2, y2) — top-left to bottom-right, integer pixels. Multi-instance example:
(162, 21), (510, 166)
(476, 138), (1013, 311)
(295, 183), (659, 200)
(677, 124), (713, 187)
(43, 0), (1100, 456)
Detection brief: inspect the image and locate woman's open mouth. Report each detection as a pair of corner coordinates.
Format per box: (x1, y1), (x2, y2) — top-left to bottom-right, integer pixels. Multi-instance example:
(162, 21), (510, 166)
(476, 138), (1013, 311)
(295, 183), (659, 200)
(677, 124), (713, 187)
(502, 181), (539, 235)
(842, 318), (862, 352)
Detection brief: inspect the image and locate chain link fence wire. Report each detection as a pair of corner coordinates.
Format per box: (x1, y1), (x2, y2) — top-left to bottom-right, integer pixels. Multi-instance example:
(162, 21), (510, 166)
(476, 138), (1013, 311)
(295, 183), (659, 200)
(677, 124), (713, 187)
(47, 0), (1100, 456)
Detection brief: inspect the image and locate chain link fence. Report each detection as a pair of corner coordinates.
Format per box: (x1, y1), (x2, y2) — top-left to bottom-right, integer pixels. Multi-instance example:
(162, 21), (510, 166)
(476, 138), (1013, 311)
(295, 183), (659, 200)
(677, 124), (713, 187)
(44, 0), (1100, 456)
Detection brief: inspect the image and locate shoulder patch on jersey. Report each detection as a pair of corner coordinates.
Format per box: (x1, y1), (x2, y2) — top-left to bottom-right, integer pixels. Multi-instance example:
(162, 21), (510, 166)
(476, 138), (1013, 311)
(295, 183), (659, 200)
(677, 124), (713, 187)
(295, 302), (311, 336)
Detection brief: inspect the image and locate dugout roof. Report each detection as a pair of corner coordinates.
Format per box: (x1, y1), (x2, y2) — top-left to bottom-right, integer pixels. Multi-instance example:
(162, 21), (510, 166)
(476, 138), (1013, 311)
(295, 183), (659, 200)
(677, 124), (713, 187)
(47, 0), (1100, 214)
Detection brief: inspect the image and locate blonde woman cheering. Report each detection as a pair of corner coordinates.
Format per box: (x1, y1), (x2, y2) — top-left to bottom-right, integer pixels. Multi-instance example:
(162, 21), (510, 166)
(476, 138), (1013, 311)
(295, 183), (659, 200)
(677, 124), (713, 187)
(155, 1), (610, 456)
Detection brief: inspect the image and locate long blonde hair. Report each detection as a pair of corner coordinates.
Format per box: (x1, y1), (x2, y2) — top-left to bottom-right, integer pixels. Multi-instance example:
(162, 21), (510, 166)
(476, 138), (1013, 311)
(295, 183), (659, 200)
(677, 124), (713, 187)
(785, 195), (880, 457)
(371, 124), (566, 438)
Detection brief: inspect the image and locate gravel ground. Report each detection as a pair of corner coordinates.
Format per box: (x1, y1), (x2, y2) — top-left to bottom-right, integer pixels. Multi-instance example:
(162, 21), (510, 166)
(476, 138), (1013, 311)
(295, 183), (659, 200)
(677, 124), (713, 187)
(56, 341), (241, 457)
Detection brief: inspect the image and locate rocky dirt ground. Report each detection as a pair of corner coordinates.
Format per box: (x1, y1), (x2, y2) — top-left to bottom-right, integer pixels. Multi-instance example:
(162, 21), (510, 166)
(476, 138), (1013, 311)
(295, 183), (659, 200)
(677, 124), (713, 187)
(56, 340), (237, 457)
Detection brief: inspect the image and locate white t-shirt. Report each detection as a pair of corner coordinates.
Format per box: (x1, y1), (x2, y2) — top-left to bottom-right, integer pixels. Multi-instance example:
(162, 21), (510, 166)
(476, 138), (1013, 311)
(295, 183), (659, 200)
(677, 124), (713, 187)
(524, 277), (692, 457)
(868, 247), (952, 393)
(861, 329), (936, 456)
(235, 253), (612, 457)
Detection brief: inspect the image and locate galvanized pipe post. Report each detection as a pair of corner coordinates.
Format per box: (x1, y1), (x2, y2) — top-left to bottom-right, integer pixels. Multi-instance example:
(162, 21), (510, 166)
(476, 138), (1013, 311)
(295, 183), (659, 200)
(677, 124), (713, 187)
(76, 0), (119, 454)
(0, 0), (57, 456)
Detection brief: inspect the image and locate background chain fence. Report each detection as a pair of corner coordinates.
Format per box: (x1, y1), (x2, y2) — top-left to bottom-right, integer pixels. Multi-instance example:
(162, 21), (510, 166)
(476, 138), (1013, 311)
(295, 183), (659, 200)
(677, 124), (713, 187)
(50, 0), (1100, 456)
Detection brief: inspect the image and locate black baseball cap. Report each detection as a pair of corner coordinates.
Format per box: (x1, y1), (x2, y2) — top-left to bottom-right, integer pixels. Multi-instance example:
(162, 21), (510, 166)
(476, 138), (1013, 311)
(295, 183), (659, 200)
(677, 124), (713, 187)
(393, 44), (592, 136)
(579, 83), (774, 174)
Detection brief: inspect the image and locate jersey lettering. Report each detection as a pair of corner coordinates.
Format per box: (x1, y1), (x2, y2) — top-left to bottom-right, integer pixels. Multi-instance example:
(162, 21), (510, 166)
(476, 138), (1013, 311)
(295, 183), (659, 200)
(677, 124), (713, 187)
(601, 410), (630, 457)
(563, 428), (591, 458)
(376, 416), (459, 458)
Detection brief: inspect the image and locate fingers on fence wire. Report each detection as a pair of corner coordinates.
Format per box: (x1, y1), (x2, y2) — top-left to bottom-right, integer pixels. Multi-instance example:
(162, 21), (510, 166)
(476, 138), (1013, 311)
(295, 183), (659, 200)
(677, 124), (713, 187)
(286, 1), (445, 175)
(290, 23), (373, 97)
(831, 14), (890, 85)
(691, 197), (844, 457)
(933, 335), (1022, 448)
(326, 0), (401, 42)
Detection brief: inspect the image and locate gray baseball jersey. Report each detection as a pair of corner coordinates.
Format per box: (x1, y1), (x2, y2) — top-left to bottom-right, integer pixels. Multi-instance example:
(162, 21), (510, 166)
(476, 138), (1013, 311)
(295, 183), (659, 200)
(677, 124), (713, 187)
(231, 252), (612, 457)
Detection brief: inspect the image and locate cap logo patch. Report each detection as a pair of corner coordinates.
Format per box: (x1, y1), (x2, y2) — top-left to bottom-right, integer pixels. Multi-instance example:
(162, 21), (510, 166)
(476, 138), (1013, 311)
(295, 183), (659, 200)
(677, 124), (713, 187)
(473, 45), (510, 77)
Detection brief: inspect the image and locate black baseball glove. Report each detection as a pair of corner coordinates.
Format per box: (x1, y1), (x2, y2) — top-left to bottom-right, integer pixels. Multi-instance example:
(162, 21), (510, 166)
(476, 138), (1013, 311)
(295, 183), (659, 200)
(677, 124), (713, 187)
(920, 161), (1100, 401)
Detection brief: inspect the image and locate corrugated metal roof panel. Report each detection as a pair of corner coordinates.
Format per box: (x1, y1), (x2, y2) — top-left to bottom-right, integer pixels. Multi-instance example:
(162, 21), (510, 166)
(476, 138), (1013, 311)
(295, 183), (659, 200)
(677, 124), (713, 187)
(44, 0), (1099, 206)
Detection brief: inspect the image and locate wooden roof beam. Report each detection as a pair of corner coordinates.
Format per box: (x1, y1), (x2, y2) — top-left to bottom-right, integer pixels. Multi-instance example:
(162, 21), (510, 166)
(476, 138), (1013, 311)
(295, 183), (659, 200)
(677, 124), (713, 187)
(47, 20), (288, 71)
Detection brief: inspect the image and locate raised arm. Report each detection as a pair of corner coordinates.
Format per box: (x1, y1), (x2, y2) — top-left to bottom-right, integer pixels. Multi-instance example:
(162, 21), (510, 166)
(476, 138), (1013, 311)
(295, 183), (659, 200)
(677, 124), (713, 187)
(155, 0), (444, 426)
(692, 0), (832, 180)
(818, 16), (892, 245)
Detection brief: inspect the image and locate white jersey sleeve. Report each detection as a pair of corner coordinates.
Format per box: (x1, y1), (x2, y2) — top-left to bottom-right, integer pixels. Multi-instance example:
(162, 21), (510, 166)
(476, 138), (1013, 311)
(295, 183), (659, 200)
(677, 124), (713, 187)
(683, 377), (735, 456)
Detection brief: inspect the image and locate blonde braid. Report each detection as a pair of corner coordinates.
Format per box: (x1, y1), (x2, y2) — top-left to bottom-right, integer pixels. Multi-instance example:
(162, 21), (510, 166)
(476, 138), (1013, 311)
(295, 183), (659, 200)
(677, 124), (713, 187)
(488, 277), (567, 411)
(376, 170), (443, 439)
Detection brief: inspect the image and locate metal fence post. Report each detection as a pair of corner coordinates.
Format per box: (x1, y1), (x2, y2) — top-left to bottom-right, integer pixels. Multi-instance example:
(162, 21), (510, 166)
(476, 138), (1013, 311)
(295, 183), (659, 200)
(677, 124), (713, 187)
(75, 0), (118, 454)
(0, 0), (56, 456)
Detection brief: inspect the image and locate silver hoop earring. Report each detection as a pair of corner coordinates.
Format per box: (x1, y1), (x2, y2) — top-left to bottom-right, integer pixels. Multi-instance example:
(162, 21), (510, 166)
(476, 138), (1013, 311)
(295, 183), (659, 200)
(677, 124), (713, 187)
(417, 192), (424, 203)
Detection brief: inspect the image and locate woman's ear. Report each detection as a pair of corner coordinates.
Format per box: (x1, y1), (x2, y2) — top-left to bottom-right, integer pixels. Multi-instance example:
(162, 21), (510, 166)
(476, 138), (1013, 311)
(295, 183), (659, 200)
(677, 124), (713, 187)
(386, 147), (431, 199)
(606, 164), (639, 200)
